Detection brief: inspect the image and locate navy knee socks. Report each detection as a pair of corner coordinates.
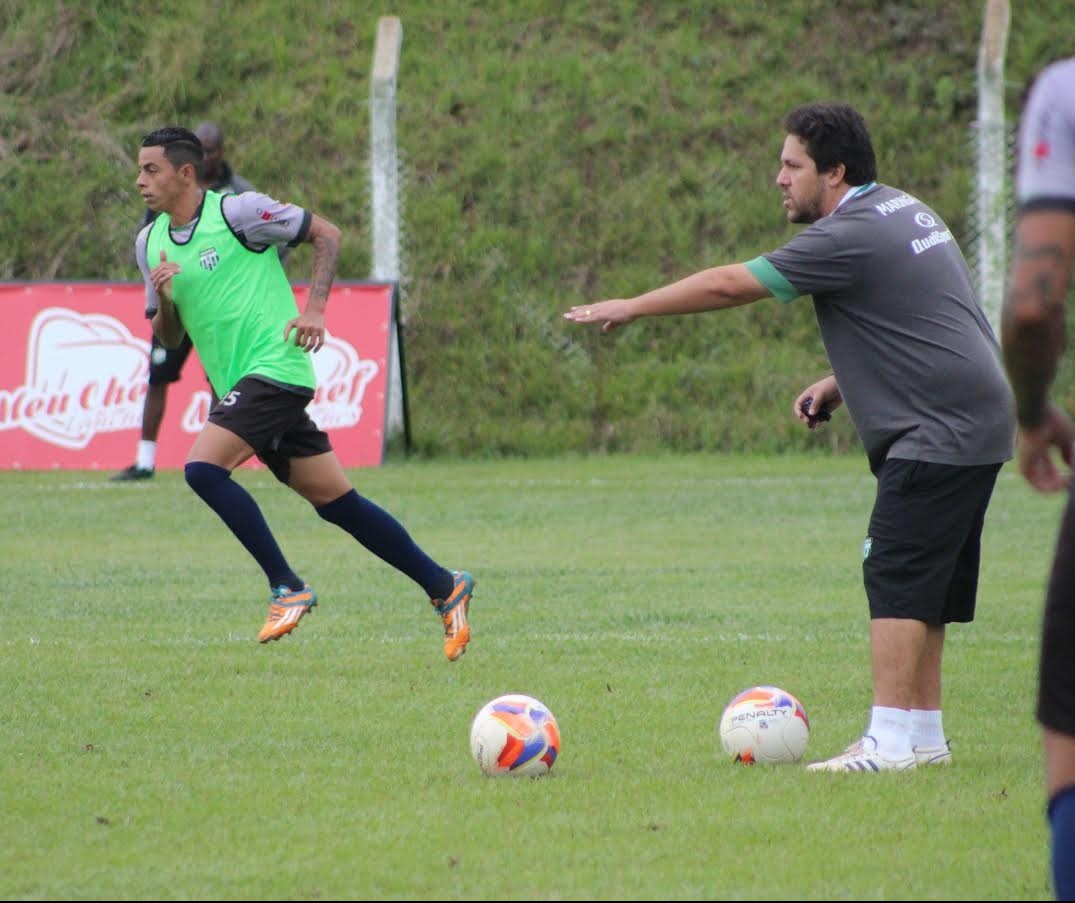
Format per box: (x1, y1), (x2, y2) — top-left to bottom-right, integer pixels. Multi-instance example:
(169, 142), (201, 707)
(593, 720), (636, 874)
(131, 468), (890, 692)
(316, 489), (453, 599)
(1050, 785), (1075, 900)
(184, 462), (304, 591)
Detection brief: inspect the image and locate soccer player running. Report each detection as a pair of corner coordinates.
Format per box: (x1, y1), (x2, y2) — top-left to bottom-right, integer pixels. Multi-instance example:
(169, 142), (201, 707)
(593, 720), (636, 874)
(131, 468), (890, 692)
(564, 102), (1014, 772)
(1000, 56), (1075, 899)
(134, 126), (474, 658)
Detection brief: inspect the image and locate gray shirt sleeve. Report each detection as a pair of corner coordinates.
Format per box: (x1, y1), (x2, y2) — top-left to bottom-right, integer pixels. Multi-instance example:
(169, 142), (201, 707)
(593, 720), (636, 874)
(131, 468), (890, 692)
(220, 192), (311, 251)
(134, 221), (160, 317)
(762, 219), (859, 298)
(1016, 56), (1075, 209)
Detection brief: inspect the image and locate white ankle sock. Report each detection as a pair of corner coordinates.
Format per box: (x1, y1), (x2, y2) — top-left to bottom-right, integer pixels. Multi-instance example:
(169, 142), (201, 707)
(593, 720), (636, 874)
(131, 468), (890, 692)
(136, 440), (157, 471)
(910, 709), (945, 748)
(866, 706), (913, 759)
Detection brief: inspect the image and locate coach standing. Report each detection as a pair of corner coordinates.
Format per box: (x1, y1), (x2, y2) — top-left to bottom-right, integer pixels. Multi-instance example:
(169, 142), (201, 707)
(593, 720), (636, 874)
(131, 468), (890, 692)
(564, 102), (1014, 773)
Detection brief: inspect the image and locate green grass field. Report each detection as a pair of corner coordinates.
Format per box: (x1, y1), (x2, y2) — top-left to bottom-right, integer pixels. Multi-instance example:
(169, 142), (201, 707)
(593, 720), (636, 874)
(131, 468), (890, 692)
(1, 453), (1062, 900)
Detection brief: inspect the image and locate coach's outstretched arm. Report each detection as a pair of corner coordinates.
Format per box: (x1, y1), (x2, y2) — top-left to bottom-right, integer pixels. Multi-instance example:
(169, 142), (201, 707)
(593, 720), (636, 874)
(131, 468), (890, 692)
(563, 263), (771, 332)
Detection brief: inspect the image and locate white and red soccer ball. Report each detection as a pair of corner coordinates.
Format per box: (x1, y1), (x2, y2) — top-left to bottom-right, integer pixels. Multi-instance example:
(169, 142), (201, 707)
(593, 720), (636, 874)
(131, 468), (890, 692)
(718, 685), (810, 765)
(470, 693), (561, 777)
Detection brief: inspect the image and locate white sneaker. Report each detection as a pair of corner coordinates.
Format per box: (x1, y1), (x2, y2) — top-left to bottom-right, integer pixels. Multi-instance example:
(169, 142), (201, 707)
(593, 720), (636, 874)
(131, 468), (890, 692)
(913, 740), (951, 766)
(806, 735), (917, 773)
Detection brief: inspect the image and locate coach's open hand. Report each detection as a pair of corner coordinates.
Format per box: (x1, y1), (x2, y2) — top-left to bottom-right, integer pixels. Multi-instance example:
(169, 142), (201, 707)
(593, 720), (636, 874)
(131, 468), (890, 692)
(563, 298), (637, 332)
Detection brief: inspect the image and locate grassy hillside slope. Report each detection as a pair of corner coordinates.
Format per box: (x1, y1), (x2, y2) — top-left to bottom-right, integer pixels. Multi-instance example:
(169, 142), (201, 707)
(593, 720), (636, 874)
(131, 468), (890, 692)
(2, 1), (1068, 455)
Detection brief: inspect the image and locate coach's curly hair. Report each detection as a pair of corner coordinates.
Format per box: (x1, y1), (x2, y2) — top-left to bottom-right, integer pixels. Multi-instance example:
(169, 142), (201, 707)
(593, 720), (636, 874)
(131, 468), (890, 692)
(785, 102), (878, 186)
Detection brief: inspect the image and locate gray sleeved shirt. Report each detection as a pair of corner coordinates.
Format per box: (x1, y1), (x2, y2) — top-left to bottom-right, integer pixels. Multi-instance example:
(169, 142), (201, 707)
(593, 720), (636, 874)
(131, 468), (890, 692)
(136, 190), (309, 317)
(1016, 56), (1075, 210)
(746, 183), (1014, 472)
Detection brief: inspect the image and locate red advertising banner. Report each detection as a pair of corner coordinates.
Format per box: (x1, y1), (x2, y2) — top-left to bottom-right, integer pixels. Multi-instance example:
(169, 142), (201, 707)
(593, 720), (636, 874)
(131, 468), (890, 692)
(0, 281), (397, 471)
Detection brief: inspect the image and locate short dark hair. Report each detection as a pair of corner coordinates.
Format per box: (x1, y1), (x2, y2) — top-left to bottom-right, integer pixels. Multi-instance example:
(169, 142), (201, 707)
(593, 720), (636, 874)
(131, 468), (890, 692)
(784, 103), (878, 185)
(141, 126), (204, 170)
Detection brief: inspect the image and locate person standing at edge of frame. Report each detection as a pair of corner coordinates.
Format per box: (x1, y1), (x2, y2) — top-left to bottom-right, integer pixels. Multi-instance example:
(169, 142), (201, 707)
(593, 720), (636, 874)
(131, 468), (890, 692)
(999, 55), (1075, 901)
(564, 101), (1014, 773)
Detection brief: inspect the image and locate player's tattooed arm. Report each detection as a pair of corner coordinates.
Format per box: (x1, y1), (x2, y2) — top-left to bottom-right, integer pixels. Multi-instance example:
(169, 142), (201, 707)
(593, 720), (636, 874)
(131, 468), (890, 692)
(305, 214), (341, 315)
(1002, 210), (1075, 428)
(282, 214), (342, 352)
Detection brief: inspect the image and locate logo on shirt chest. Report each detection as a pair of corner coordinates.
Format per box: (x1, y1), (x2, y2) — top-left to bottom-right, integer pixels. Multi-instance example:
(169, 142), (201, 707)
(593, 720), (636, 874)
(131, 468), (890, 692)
(199, 246), (220, 271)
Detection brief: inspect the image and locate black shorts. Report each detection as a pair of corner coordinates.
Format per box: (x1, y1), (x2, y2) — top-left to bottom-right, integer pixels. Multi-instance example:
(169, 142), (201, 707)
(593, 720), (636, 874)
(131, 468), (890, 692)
(208, 375), (332, 484)
(1039, 488), (1075, 735)
(148, 334), (195, 386)
(862, 458), (1001, 625)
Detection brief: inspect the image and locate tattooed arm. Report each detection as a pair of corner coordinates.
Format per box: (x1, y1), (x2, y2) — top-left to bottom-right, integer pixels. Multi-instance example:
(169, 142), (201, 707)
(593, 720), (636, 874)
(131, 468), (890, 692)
(1002, 210), (1075, 426)
(282, 214), (341, 353)
(1001, 208), (1075, 491)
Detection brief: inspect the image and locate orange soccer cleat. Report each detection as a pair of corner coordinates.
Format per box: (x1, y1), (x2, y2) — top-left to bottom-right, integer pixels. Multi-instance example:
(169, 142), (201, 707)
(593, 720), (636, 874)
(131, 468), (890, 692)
(431, 571), (475, 661)
(258, 584), (317, 643)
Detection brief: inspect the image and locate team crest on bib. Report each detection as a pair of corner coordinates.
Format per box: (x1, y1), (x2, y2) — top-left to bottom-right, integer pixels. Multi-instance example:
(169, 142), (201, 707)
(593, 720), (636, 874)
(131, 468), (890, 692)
(199, 247), (220, 271)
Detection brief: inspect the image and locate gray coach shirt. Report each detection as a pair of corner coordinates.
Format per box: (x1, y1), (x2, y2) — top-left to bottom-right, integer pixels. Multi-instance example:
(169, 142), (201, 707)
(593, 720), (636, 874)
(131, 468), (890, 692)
(745, 183), (1014, 473)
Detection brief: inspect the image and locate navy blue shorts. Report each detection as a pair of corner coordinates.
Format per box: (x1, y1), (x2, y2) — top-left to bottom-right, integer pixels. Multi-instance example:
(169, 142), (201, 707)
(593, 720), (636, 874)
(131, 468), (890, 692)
(208, 375), (332, 484)
(862, 458), (1001, 625)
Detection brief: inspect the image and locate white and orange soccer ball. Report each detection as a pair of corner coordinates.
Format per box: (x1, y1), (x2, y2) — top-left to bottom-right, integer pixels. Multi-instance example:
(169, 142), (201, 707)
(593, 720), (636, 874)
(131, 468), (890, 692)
(718, 685), (810, 765)
(469, 693), (561, 777)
